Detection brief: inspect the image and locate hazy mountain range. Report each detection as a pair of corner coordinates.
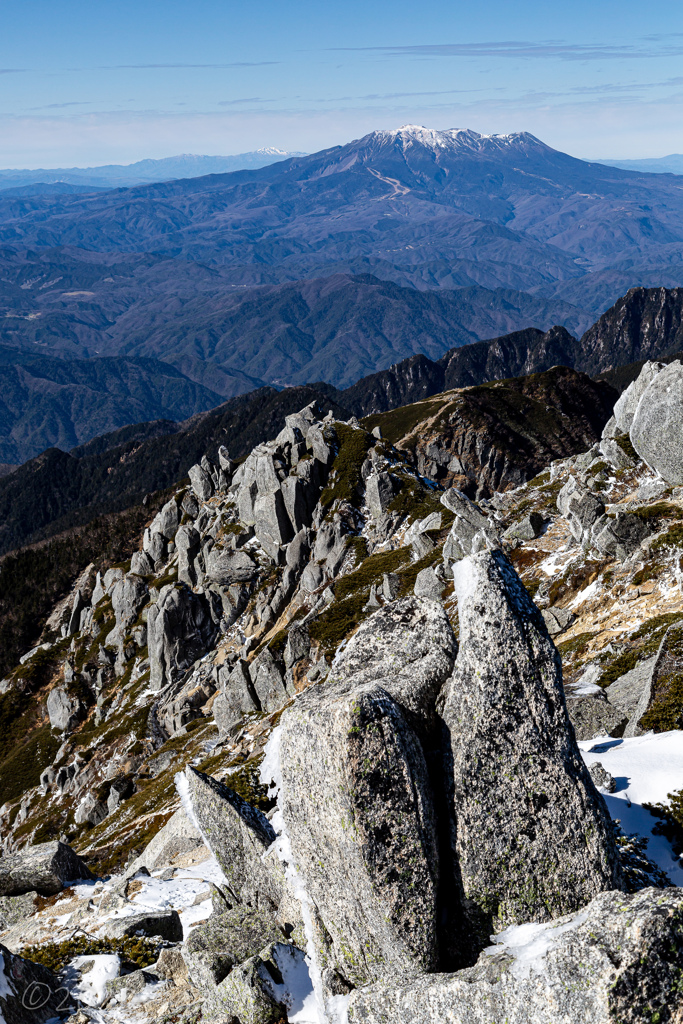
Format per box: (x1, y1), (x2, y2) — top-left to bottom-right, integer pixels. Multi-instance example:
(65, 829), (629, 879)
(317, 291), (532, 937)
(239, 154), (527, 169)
(0, 149), (306, 193)
(599, 154), (683, 175)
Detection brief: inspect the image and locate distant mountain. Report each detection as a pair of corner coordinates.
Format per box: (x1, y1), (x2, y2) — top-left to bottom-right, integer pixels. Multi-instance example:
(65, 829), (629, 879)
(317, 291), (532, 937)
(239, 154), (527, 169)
(0, 248), (592, 391)
(2, 126), (683, 317)
(0, 348), (224, 463)
(572, 285), (683, 375)
(0, 149), (306, 192)
(598, 155), (683, 175)
(341, 326), (576, 415)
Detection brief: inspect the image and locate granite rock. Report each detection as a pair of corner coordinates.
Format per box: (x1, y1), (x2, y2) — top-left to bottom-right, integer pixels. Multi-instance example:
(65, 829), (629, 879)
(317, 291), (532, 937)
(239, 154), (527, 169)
(441, 550), (623, 954)
(345, 888), (683, 1024)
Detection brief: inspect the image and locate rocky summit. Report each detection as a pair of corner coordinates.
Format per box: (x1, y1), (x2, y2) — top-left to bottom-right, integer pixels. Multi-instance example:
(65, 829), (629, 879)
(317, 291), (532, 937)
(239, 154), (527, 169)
(0, 366), (683, 1024)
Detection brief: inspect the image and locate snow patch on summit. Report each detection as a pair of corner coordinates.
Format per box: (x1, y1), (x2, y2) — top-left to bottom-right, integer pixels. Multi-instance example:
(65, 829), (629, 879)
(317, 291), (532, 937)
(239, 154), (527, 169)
(369, 125), (544, 153)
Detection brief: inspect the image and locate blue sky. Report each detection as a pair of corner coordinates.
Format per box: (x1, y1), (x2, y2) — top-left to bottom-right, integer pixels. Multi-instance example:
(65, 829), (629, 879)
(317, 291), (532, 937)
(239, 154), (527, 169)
(2, 0), (683, 166)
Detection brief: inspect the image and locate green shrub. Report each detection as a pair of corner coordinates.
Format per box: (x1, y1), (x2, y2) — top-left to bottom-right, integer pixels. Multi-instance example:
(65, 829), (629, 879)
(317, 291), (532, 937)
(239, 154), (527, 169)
(557, 631), (598, 659)
(319, 424), (372, 510)
(651, 523), (683, 551)
(644, 789), (683, 855)
(334, 547), (411, 603)
(630, 502), (683, 523)
(21, 935), (160, 973)
(309, 593), (369, 656)
(0, 724), (61, 807)
(614, 433), (638, 460)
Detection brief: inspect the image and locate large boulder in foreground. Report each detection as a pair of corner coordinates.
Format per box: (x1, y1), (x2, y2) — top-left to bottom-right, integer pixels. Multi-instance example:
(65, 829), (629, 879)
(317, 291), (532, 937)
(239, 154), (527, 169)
(0, 944), (65, 1023)
(277, 682), (440, 990)
(344, 887), (683, 1024)
(328, 596), (457, 725)
(440, 551), (622, 951)
(630, 360), (683, 483)
(0, 841), (93, 896)
(272, 601), (457, 990)
(613, 359), (664, 434)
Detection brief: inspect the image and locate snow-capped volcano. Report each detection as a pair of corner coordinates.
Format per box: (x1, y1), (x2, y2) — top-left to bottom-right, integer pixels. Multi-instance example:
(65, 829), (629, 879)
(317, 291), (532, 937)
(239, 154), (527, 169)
(367, 124), (545, 154)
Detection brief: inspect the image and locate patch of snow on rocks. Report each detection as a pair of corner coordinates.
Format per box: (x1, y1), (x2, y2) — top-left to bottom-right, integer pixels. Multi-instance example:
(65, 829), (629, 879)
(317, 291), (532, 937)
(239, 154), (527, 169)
(579, 731), (683, 885)
(266, 944), (321, 1023)
(569, 578), (601, 609)
(485, 911), (589, 980)
(0, 948), (14, 1024)
(260, 727), (327, 1024)
(451, 555), (479, 604)
(68, 953), (120, 1006)
(569, 663), (603, 696)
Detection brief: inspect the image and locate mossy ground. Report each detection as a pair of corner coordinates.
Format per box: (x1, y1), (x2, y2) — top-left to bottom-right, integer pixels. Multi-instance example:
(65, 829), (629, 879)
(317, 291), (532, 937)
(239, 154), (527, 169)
(361, 399), (448, 446)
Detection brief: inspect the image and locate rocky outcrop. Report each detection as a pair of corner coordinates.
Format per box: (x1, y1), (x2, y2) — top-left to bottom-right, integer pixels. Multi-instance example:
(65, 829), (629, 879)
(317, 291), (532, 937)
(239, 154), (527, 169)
(147, 583), (217, 691)
(441, 488), (500, 569)
(183, 897), (282, 992)
(0, 944), (66, 1023)
(440, 551), (622, 950)
(613, 360), (665, 433)
(344, 887), (683, 1024)
(0, 841), (93, 896)
(101, 908), (183, 941)
(203, 940), (292, 1023)
(630, 360), (683, 483)
(278, 682), (440, 988)
(125, 806), (203, 876)
(46, 686), (83, 733)
(576, 285), (683, 375)
(178, 768), (283, 911)
(503, 510), (544, 542)
(110, 573), (149, 636)
(565, 694), (628, 741)
(541, 605), (575, 637)
(557, 475), (605, 545)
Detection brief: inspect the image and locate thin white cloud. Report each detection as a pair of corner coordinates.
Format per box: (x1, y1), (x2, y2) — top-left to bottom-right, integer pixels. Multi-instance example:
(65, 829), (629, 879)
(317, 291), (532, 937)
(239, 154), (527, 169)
(93, 62), (279, 70)
(334, 40), (683, 62)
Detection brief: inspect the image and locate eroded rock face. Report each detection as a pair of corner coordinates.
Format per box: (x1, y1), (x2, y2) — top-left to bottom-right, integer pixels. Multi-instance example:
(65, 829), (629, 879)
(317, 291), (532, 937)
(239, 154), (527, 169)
(345, 887), (683, 1024)
(0, 841), (93, 896)
(46, 686), (83, 733)
(440, 489), (500, 570)
(111, 573), (148, 633)
(277, 682), (440, 989)
(147, 584), (217, 691)
(557, 476), (605, 545)
(631, 360), (683, 483)
(440, 551), (622, 951)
